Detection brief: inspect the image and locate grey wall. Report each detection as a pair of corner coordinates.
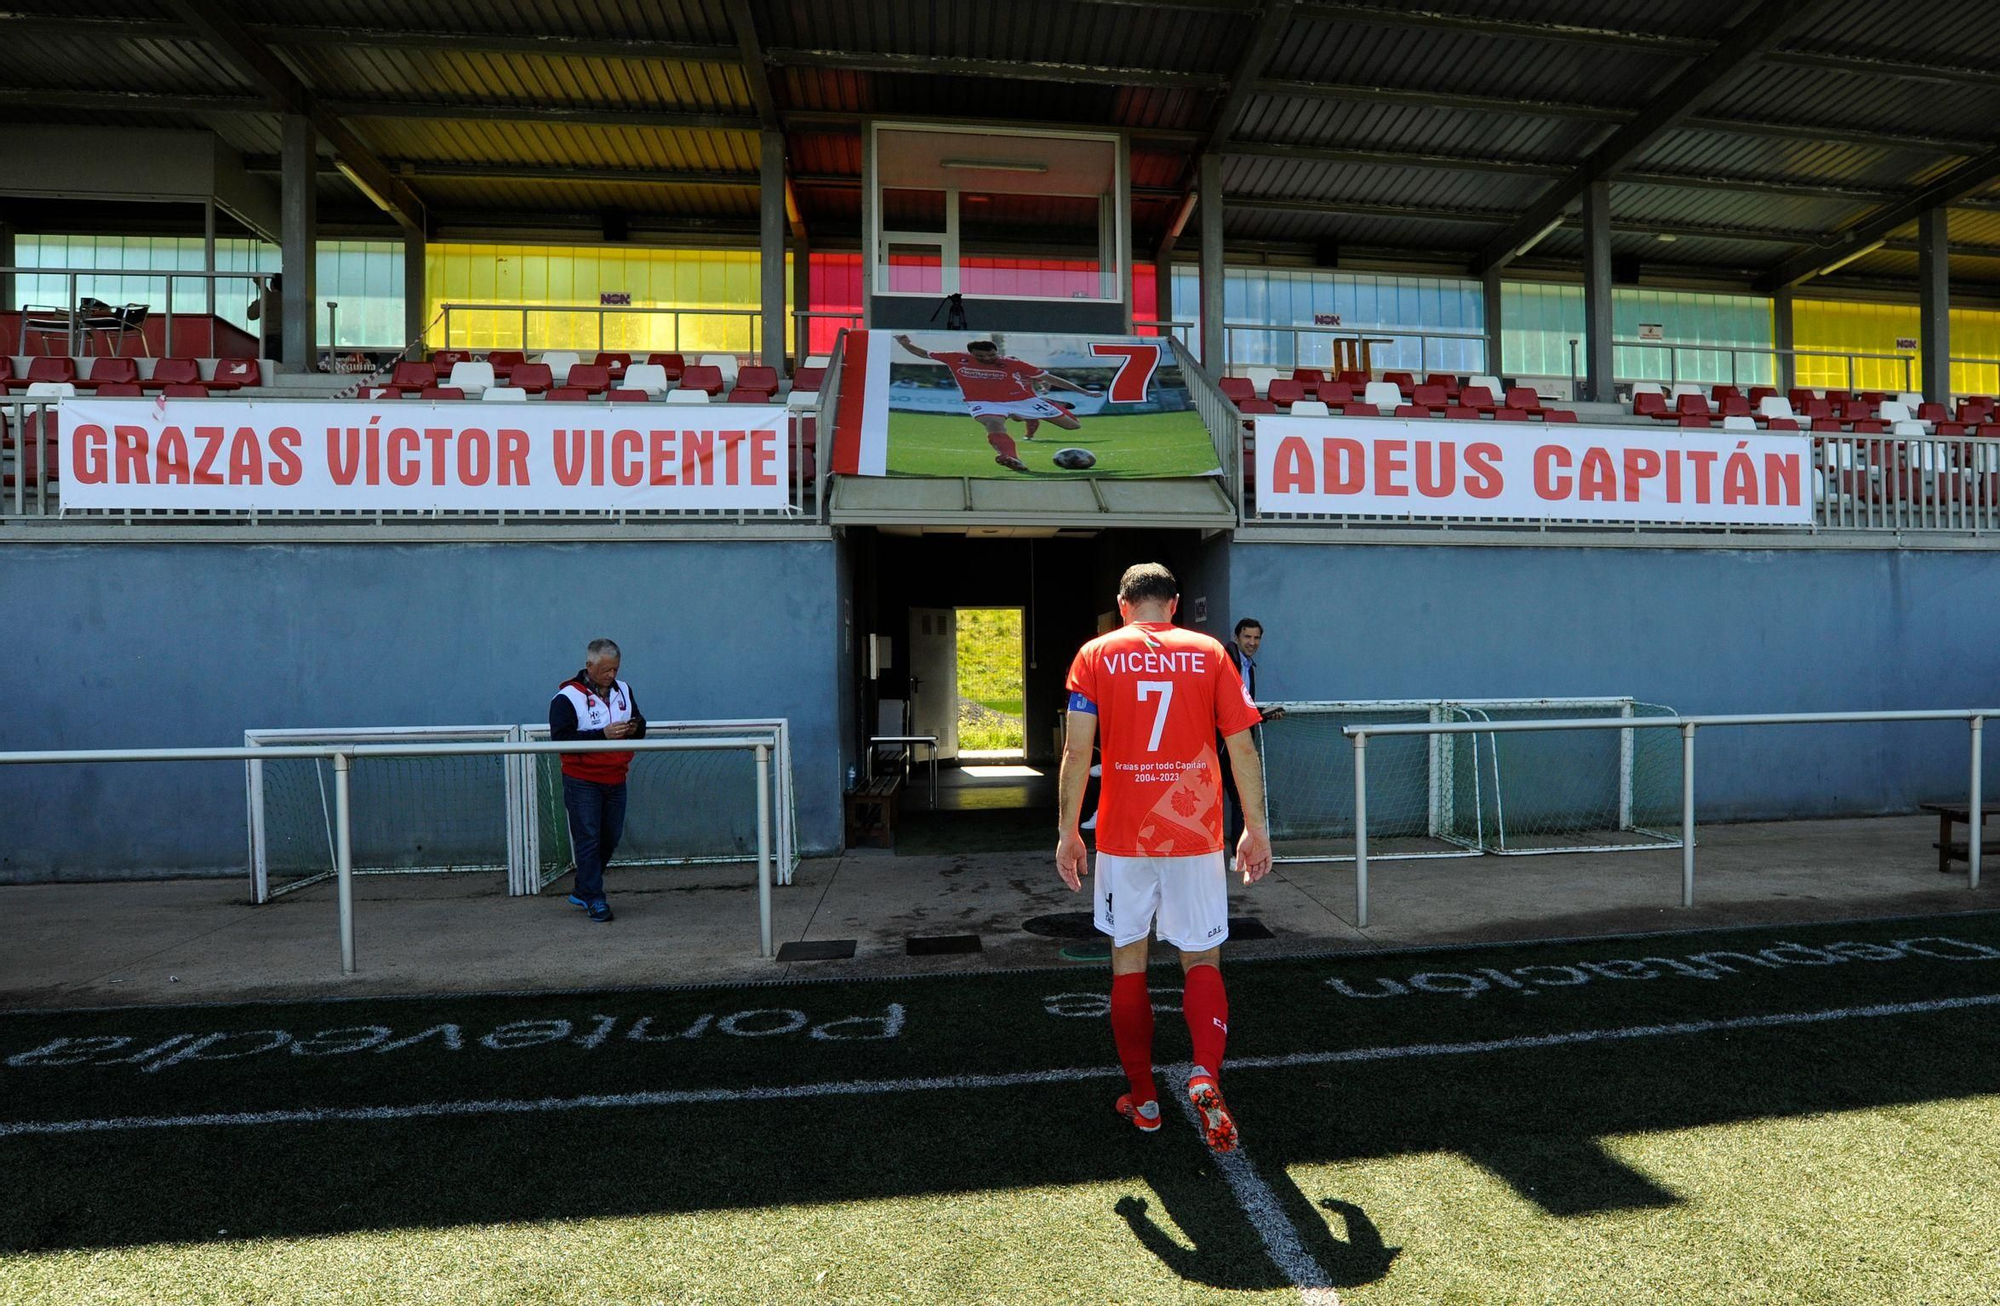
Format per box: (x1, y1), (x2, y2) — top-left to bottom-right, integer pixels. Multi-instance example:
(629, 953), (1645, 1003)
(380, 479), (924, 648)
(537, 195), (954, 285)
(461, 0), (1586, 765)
(1232, 542), (2000, 818)
(867, 296), (1128, 335)
(0, 540), (844, 880)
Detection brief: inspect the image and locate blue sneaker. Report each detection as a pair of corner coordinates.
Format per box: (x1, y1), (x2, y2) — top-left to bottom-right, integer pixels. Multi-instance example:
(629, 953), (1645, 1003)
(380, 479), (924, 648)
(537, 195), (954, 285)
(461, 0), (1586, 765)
(586, 899), (614, 923)
(566, 893), (591, 910)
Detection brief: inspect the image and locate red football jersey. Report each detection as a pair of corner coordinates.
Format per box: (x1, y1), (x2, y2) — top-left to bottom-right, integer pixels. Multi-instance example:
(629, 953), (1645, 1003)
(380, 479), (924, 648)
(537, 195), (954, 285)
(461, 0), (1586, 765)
(931, 352), (1047, 403)
(1066, 621), (1262, 857)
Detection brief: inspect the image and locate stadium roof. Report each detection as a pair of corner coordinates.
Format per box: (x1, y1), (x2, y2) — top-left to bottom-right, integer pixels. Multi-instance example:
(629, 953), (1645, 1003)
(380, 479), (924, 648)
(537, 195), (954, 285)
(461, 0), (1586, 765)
(4, 0), (2000, 298)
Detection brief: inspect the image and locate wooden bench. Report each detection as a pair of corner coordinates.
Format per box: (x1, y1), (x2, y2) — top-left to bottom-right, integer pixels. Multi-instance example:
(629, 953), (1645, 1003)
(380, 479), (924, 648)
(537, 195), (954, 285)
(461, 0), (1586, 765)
(845, 773), (904, 849)
(1918, 801), (2000, 873)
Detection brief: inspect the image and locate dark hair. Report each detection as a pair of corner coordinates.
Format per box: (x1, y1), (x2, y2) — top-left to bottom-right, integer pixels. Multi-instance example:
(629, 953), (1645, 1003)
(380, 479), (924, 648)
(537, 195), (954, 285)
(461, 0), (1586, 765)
(1118, 563), (1177, 606)
(967, 339), (998, 351)
(1234, 617), (1262, 636)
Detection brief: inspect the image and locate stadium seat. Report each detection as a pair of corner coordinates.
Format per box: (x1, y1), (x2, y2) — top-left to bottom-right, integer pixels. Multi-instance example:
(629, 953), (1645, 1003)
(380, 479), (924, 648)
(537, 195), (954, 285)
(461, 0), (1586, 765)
(647, 352), (686, 381)
(1766, 418), (1801, 431)
(486, 351), (527, 381)
(1825, 389), (1852, 405)
(564, 364), (612, 396)
(0, 356), (13, 393)
(1318, 382), (1355, 407)
(699, 353), (741, 388)
(92, 382), (142, 397)
(212, 359), (261, 390)
(507, 362), (555, 395)
(1859, 390), (1888, 406)
(1336, 369), (1367, 387)
(385, 360), (437, 395)
(430, 350), (472, 372)
(666, 388), (711, 404)
(1411, 384), (1449, 413)
(80, 357), (139, 390)
(1675, 394), (1713, 421)
(1, 416), (54, 488)
(1800, 397), (1833, 424)
(1492, 408), (1530, 421)
(17, 357), (78, 392)
(1810, 417), (1844, 433)
(1468, 374), (1503, 398)
(606, 388), (650, 403)
(418, 386), (465, 400)
(142, 358), (200, 392)
(680, 365), (725, 396)
(1757, 396), (1796, 424)
(1341, 402), (1380, 417)
(481, 387), (528, 402)
(160, 383), (208, 398)
(1459, 385), (1497, 413)
(1267, 378), (1306, 408)
(1634, 392), (1670, 419)
(1712, 384), (1743, 402)
(1851, 419), (1886, 434)
(1787, 388), (1817, 410)
(1219, 377), (1256, 405)
(1678, 412), (1714, 429)
(1289, 399), (1331, 417)
(1749, 386), (1778, 404)
(545, 387), (591, 402)
(593, 352), (632, 379)
(791, 366), (826, 393)
(24, 381), (76, 398)
(1245, 366), (1280, 397)
(447, 361), (496, 396)
(1542, 409), (1578, 422)
(730, 366), (780, 402)
(1423, 372), (1461, 399)
(1290, 368), (1327, 396)
(1237, 398), (1277, 415)
(1443, 405), (1480, 420)
(805, 353), (832, 368)
(1381, 371), (1416, 397)
(539, 351), (580, 384)
(1504, 386), (1542, 414)
(1393, 404), (1430, 419)
(1877, 400), (1913, 425)
(1897, 391), (1925, 411)
(1916, 402), (1949, 425)
(622, 363), (670, 397)
(1722, 414), (1757, 431)
(1363, 381), (1403, 410)
(786, 388), (819, 410)
(1670, 382), (1703, 400)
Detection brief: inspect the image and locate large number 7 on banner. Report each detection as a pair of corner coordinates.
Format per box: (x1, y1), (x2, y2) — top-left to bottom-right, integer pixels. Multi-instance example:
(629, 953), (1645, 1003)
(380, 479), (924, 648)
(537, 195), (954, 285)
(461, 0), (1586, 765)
(1137, 680), (1175, 752)
(1087, 342), (1162, 403)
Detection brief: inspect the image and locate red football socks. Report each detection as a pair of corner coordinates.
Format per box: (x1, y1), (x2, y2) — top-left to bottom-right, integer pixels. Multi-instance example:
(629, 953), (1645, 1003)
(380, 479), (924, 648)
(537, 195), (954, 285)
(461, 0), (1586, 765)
(1184, 963), (1229, 1076)
(1109, 972), (1156, 1106)
(986, 429), (1019, 459)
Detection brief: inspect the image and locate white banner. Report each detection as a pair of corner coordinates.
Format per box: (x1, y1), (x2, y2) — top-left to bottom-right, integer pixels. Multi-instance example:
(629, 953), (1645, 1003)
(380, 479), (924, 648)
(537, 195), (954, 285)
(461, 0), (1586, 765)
(57, 399), (793, 511)
(1254, 416), (1814, 525)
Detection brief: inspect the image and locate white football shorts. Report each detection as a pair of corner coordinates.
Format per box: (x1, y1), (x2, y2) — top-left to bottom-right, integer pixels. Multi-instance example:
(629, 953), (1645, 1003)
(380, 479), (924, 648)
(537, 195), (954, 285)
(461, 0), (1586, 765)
(1093, 850), (1229, 951)
(967, 397), (1068, 421)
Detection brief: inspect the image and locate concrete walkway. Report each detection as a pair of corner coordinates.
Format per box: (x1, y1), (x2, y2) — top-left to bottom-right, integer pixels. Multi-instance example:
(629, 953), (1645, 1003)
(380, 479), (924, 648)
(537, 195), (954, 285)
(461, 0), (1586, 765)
(2, 815), (1992, 1009)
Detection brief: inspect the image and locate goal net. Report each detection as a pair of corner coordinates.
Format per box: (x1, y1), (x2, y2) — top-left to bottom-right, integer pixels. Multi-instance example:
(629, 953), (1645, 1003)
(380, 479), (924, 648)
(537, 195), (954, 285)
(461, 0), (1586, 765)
(520, 719), (799, 892)
(245, 726), (525, 903)
(1258, 698), (1681, 863)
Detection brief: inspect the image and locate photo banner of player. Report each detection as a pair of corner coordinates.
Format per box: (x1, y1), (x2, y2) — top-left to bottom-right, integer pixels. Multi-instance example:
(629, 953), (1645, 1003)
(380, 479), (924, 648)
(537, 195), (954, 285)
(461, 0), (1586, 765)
(56, 398), (793, 511)
(1253, 416), (1813, 525)
(828, 329), (1222, 479)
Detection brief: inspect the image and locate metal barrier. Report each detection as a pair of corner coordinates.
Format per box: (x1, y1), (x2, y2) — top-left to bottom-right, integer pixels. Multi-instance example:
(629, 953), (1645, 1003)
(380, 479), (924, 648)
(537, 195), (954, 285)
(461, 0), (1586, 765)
(1342, 709), (1995, 927)
(0, 736), (780, 974)
(3, 266), (273, 359)
(1171, 335), (1243, 515)
(1614, 340), (1918, 393)
(1133, 319), (1196, 350)
(439, 303), (767, 362)
(1224, 322), (1489, 377)
(795, 310), (862, 365)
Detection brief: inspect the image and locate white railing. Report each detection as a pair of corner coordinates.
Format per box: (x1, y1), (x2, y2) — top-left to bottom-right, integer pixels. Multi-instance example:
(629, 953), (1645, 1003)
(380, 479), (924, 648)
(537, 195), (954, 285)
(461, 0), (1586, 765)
(1171, 335), (1243, 515)
(1341, 709), (1995, 927)
(1613, 340), (1918, 394)
(0, 736), (781, 974)
(1224, 322), (1489, 376)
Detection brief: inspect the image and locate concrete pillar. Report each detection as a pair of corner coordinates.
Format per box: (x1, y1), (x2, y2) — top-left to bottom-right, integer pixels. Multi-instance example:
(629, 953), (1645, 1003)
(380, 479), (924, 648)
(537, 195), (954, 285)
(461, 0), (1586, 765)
(203, 200), (216, 318)
(0, 220), (14, 317)
(792, 228), (811, 366)
(1772, 286), (1794, 394)
(280, 113), (317, 373)
(1482, 266), (1504, 379)
(1919, 205), (1951, 402)
(760, 130), (787, 371)
(1581, 178), (1614, 402)
(1154, 253), (1172, 326)
(1198, 154), (1224, 372)
(403, 223), (427, 357)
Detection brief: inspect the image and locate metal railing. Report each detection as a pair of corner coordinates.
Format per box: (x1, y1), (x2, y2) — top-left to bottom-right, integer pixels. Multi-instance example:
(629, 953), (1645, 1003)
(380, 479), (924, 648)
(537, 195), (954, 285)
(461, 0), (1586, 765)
(1133, 318), (1196, 349)
(1172, 335), (1243, 515)
(2, 397), (818, 522)
(4, 266), (273, 359)
(1342, 709), (1995, 927)
(439, 303), (767, 362)
(795, 310), (862, 365)
(1614, 340), (1918, 394)
(0, 737), (780, 974)
(1224, 322), (1490, 377)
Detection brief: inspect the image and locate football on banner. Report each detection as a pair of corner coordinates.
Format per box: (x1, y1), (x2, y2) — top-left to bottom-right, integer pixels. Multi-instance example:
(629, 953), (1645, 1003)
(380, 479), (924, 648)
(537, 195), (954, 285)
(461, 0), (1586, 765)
(1052, 448), (1096, 471)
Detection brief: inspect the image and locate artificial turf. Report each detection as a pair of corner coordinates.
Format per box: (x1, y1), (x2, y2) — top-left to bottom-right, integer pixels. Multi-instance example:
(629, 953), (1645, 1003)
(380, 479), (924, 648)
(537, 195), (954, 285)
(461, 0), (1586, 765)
(883, 408), (1221, 479)
(5, 911), (2000, 1303)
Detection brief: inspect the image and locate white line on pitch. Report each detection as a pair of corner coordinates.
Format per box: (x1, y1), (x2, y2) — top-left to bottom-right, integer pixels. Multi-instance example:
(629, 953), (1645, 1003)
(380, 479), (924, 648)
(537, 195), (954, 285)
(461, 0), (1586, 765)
(3, 990), (1995, 1140)
(1170, 1069), (1342, 1306)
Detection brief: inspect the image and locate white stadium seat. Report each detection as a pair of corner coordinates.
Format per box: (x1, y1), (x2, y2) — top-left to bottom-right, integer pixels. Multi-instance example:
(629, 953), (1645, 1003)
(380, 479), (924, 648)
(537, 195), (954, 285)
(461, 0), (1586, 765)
(1670, 383), (1702, 399)
(805, 354), (832, 368)
(446, 361), (495, 395)
(666, 388), (712, 404)
(480, 386), (527, 402)
(622, 363), (670, 397)
(1757, 396), (1795, 421)
(1364, 381), (1403, 410)
(1469, 374), (1502, 396)
(537, 352), (579, 384)
(1245, 366), (1280, 397)
(1633, 382), (1664, 396)
(1289, 399), (1331, 417)
(24, 381), (75, 398)
(1877, 400), (1912, 424)
(786, 388), (818, 409)
(1722, 415), (1757, 431)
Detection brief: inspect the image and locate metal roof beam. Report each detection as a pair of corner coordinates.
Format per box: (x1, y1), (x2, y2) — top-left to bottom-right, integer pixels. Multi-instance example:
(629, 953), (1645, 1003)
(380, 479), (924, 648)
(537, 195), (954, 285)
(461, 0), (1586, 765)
(763, 48), (1225, 90)
(323, 99), (761, 132)
(1160, 0), (1296, 258)
(1475, 0), (1839, 275)
(1291, 3), (1714, 54)
(1761, 144), (2000, 289)
(723, 0), (781, 130)
(164, 0), (426, 236)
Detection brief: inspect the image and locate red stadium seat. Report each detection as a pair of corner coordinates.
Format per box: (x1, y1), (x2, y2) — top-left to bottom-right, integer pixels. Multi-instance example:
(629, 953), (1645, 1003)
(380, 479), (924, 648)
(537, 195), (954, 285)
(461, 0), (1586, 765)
(1237, 398), (1277, 415)
(545, 387), (592, 402)
(0, 356), (14, 393)
(1219, 376), (1256, 404)
(161, 383), (210, 398)
(1810, 418), (1845, 433)
(594, 352), (632, 379)
(606, 388), (649, 402)
(1542, 409), (1577, 422)
(1290, 368), (1327, 396)
(1492, 408), (1530, 421)
(1341, 403), (1381, 417)
(1678, 412), (1714, 429)
(1393, 404), (1431, 419)
(1266, 378), (1306, 408)
(1748, 386), (1778, 404)
(1825, 389), (1852, 405)
(486, 351), (526, 381)
(791, 366), (827, 393)
(214, 359), (262, 389)
(1859, 390), (1888, 406)
(1711, 384), (1742, 402)
(81, 358), (139, 389)
(17, 357), (78, 391)
(507, 362), (555, 395)
(1318, 382), (1355, 407)
(646, 352), (686, 380)
(144, 358), (200, 391)
(1458, 385), (1497, 413)
(1382, 371), (1416, 397)
(1916, 402), (1949, 424)
(1504, 386), (1541, 413)
(92, 382), (143, 397)
(1423, 372), (1461, 399)
(1765, 418), (1800, 431)
(1336, 369), (1368, 387)
(680, 365), (725, 396)
(1633, 392), (1668, 419)
(1, 416), (54, 488)
(731, 366), (780, 402)
(563, 364), (612, 396)
(1675, 394), (1712, 420)
(1411, 384), (1449, 413)
(1800, 398), (1832, 423)
(1713, 395), (1748, 418)
(1787, 388), (1817, 410)
(1443, 405), (1481, 420)
(386, 360), (436, 394)
(430, 350), (472, 372)
(418, 386), (465, 400)
(1935, 421), (1969, 437)
(1850, 419), (1886, 434)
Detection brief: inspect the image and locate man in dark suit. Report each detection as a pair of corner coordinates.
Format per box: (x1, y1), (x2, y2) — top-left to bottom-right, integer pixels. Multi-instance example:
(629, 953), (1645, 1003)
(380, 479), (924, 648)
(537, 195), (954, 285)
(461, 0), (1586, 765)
(1219, 619), (1282, 853)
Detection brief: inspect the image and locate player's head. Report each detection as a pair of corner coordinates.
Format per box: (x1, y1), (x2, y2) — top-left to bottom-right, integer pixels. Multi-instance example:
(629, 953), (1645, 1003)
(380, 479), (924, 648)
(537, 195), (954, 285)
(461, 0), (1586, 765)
(1116, 563), (1179, 623)
(966, 339), (1000, 360)
(584, 637), (621, 688)
(1234, 618), (1263, 657)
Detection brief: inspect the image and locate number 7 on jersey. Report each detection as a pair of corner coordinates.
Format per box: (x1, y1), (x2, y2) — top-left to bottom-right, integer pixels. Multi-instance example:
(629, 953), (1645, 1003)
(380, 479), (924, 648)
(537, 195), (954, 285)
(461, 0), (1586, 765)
(1136, 680), (1174, 752)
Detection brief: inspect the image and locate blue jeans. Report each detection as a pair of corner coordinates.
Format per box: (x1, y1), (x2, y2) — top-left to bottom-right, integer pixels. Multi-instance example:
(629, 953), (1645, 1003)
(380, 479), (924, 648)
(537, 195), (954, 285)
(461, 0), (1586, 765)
(562, 775), (627, 901)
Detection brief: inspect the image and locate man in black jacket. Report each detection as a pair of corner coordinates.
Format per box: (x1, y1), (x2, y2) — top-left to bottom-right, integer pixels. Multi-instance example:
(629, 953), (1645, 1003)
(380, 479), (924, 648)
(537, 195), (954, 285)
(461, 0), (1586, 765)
(1219, 618), (1282, 853)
